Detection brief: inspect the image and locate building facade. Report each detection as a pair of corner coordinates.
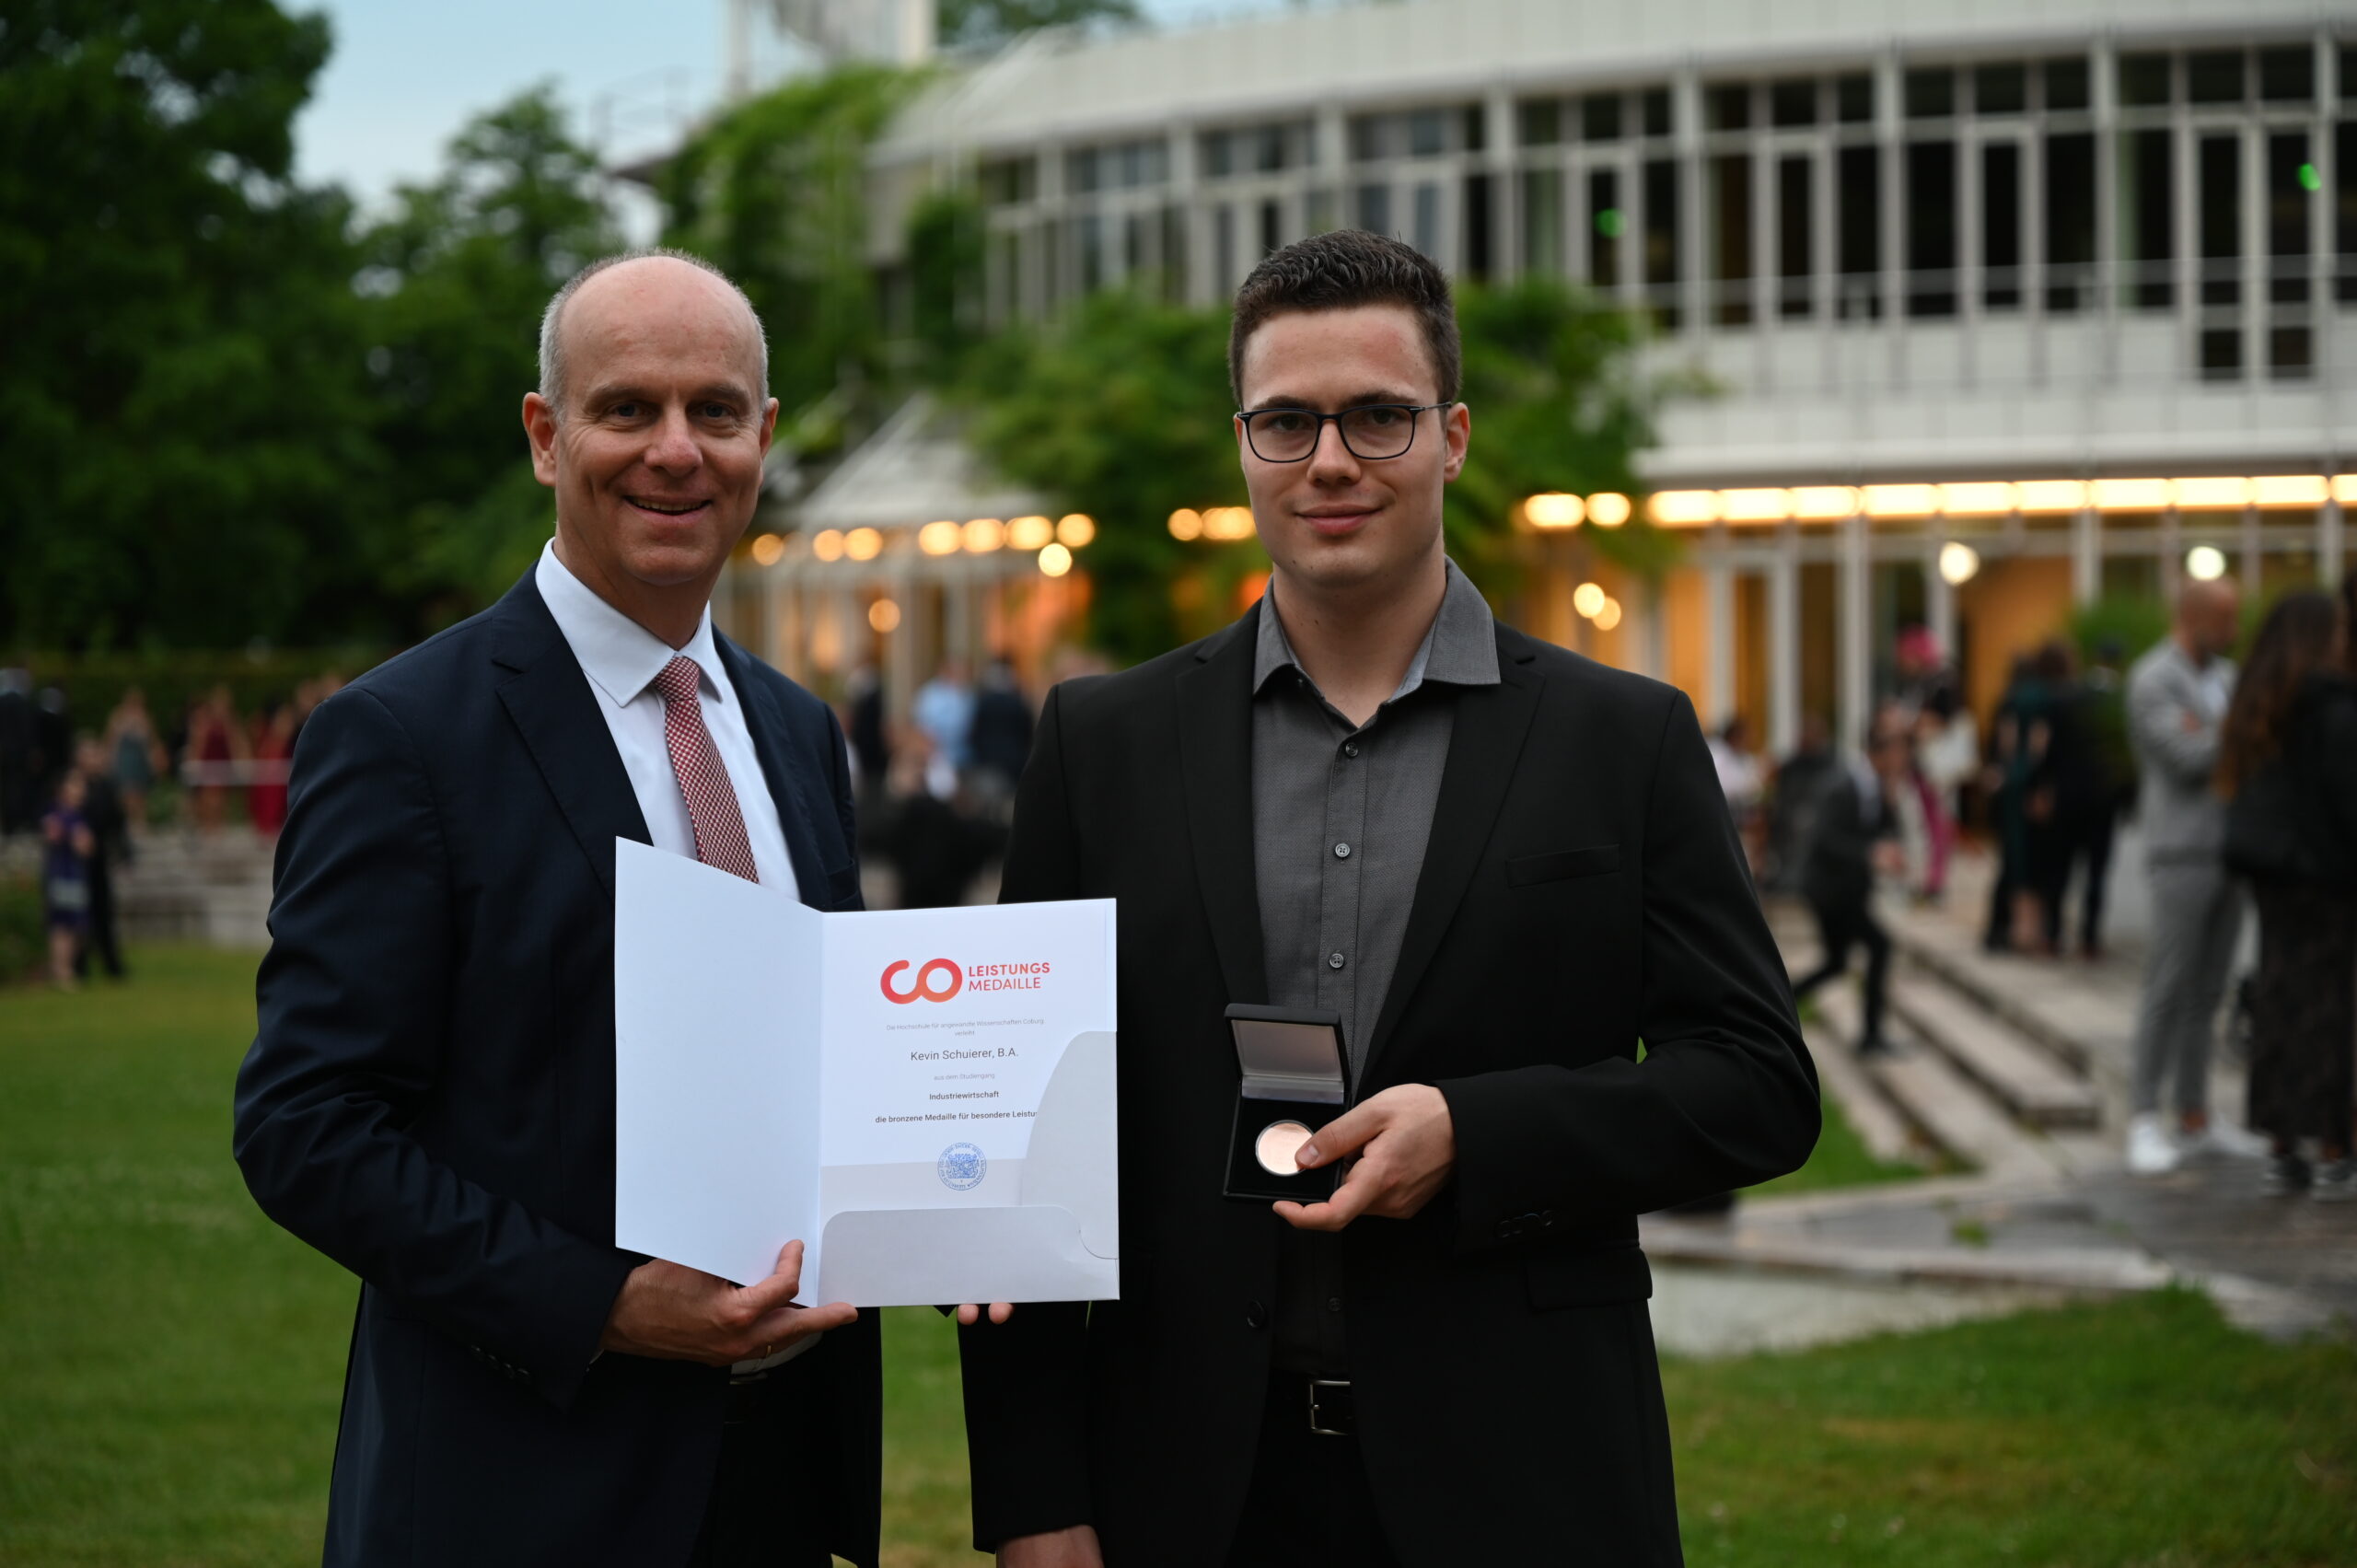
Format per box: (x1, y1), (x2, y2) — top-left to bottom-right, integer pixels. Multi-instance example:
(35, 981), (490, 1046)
(737, 0), (2357, 748)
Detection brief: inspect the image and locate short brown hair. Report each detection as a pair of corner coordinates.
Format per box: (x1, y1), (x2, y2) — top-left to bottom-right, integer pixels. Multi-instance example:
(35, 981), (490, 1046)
(1227, 230), (1462, 406)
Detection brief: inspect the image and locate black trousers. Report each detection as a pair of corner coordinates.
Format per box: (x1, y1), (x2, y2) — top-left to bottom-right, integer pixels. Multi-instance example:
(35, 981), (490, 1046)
(74, 861), (123, 980)
(1791, 893), (1890, 1046)
(1225, 1375), (1403, 1568)
(687, 1354), (841, 1568)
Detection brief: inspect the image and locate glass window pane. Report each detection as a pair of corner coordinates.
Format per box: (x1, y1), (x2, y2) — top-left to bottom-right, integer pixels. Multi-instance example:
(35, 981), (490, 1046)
(2200, 134), (2242, 308)
(2119, 128), (2174, 309)
(1409, 110), (1446, 158)
(2258, 46), (2314, 104)
(1973, 64), (2026, 116)
(1413, 181), (1441, 258)
(1522, 168), (1564, 274)
(2043, 57), (2091, 111)
(1643, 157), (1680, 328)
(1357, 182), (1391, 236)
(1836, 74), (1874, 123)
(1713, 152), (1754, 325)
(2339, 122), (2357, 303)
(2045, 132), (2096, 311)
(1771, 79), (1817, 128)
(1777, 155), (1813, 318)
(1584, 93), (1623, 143)
(1708, 84), (1750, 132)
(1982, 143), (2021, 308)
(1838, 144), (1880, 319)
(1589, 168), (1622, 289)
(1905, 68), (1954, 119)
(2188, 50), (2247, 106)
(1518, 99), (1562, 146)
(2268, 130), (2312, 306)
(1464, 171), (1493, 278)
(1906, 140), (1957, 317)
(2119, 52), (2172, 108)
(1643, 87), (1672, 138)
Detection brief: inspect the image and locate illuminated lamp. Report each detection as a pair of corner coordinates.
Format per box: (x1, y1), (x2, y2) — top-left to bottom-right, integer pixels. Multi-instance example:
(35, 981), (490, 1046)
(919, 520), (963, 555)
(1573, 581), (1608, 619)
(2014, 480), (2088, 513)
(1937, 541), (1980, 587)
(2252, 475), (2328, 507)
(1790, 486), (1861, 521)
(1039, 542), (1074, 577)
(2169, 477), (2249, 510)
(1718, 489), (1793, 523)
(1057, 513), (1097, 548)
(1525, 493), (1585, 528)
(2092, 478), (2171, 511)
(1648, 490), (1719, 527)
(1593, 597), (1622, 632)
(2334, 475), (2357, 505)
(867, 598), (901, 633)
(749, 533), (786, 566)
(1863, 483), (1937, 518)
(963, 517), (1006, 552)
(1167, 507), (1204, 540)
(1936, 482), (2015, 517)
(812, 529), (845, 563)
(1586, 492), (1632, 528)
(1007, 516), (1055, 550)
(844, 527), (884, 561)
(2184, 544), (2229, 582)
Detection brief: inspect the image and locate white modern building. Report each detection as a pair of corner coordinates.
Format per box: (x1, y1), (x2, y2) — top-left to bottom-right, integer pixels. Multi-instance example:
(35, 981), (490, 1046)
(734, 0), (2357, 748)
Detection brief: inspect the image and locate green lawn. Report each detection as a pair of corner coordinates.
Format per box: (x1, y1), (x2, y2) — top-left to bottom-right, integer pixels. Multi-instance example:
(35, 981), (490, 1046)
(1747, 1091), (1936, 1199)
(4, 948), (2351, 1567)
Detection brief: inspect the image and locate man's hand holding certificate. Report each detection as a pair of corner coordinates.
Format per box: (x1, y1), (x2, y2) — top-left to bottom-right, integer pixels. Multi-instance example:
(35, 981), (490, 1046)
(610, 839), (1118, 1306)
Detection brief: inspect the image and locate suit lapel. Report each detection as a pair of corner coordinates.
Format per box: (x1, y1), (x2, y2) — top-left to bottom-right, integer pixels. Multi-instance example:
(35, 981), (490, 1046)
(715, 633), (831, 911)
(488, 573), (650, 900)
(1177, 607), (1269, 1005)
(1362, 627), (1546, 1080)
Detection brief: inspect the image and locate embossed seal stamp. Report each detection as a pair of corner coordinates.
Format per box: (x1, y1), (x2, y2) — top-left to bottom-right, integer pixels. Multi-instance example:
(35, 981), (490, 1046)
(938, 1141), (987, 1191)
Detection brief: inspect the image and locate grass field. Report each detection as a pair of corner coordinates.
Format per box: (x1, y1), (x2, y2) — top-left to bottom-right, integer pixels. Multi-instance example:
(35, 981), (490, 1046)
(3, 947), (2352, 1566)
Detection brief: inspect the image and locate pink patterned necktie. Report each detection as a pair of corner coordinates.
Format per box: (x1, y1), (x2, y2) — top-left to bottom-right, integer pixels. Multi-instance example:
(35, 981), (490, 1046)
(651, 656), (761, 884)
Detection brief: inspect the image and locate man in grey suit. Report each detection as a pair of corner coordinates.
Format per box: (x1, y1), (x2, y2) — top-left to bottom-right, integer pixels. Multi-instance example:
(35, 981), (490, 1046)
(2122, 577), (2257, 1175)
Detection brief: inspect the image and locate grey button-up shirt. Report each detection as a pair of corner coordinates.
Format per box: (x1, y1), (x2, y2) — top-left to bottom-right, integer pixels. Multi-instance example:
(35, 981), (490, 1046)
(1252, 559), (1499, 1373)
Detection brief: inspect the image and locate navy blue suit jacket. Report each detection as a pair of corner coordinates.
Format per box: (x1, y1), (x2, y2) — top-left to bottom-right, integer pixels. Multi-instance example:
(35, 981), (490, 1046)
(234, 572), (880, 1566)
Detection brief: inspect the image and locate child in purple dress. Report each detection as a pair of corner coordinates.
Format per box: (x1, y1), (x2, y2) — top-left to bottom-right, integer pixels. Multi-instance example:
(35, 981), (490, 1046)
(41, 772), (96, 990)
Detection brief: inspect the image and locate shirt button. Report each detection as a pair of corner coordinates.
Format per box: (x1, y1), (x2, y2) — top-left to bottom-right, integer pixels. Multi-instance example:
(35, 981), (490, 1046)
(1326, 1296), (1344, 1314)
(1333, 842), (1352, 860)
(1342, 741), (1360, 758)
(1245, 1300), (1270, 1330)
(1328, 952), (1346, 970)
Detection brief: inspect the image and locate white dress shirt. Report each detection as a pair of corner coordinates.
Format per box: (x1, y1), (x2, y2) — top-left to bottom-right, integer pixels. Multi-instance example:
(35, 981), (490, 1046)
(537, 540), (815, 1371)
(535, 540), (799, 902)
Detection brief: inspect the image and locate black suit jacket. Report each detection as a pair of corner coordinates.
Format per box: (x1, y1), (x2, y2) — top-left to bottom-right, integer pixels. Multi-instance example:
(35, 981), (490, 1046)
(957, 605), (1817, 1566)
(233, 573), (881, 1567)
(1798, 768), (1895, 912)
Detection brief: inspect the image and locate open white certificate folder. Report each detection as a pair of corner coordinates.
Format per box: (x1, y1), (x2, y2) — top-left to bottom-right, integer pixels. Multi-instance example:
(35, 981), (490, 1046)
(612, 838), (1118, 1307)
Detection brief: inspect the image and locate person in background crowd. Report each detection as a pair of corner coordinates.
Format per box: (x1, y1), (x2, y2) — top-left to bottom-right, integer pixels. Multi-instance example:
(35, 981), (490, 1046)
(1787, 712), (1912, 1056)
(70, 737), (129, 981)
(2123, 577), (2263, 1176)
(2219, 589), (2357, 1201)
(1892, 624), (1961, 721)
(843, 665), (890, 803)
(878, 725), (1002, 910)
(2026, 640), (2109, 957)
(911, 657), (976, 774)
(103, 686), (164, 834)
(968, 656), (1035, 814)
(1914, 686), (1977, 901)
(40, 770), (95, 990)
(1981, 654), (2036, 952)
(248, 703), (296, 837)
(2067, 640), (2136, 960)
(1707, 715), (1767, 874)
(185, 685), (247, 834)
(1764, 712), (1836, 895)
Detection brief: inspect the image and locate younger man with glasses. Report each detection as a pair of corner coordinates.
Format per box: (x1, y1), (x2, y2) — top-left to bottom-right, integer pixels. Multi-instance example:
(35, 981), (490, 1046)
(958, 229), (1817, 1567)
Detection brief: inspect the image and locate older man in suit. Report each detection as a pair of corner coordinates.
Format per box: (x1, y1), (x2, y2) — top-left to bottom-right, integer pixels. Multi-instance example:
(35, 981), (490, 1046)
(958, 230), (1818, 1568)
(234, 250), (877, 1566)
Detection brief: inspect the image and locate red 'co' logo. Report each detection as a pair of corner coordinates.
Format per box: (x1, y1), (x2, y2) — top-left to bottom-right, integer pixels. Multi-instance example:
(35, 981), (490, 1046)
(880, 958), (963, 1005)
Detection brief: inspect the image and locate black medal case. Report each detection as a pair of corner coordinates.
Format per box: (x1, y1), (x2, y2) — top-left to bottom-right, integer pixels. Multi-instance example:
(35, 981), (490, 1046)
(1222, 1004), (1350, 1203)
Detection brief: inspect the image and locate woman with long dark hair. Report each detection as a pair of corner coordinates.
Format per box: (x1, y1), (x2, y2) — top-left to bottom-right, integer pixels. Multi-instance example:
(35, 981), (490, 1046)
(2218, 588), (2357, 1200)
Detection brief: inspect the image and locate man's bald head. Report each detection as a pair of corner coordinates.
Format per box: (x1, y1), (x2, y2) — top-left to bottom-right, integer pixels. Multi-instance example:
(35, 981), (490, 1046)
(2176, 575), (2241, 661)
(537, 249), (768, 419)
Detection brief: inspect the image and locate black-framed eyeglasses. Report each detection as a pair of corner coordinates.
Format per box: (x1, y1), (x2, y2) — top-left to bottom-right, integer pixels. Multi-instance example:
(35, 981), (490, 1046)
(1236, 403), (1452, 464)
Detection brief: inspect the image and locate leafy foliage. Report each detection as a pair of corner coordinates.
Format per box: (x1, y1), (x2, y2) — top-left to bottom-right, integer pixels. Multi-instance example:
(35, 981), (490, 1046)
(354, 86), (620, 630)
(0, 0), (370, 649)
(659, 65), (926, 434)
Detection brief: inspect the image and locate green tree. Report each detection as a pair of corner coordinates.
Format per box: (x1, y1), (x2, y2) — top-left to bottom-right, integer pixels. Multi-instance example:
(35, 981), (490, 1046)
(954, 290), (1245, 664)
(660, 65), (924, 449)
(354, 86), (621, 632)
(938, 0), (1143, 49)
(0, 0), (371, 649)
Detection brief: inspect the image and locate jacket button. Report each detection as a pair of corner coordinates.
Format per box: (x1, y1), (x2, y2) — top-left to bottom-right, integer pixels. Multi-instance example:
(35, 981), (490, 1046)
(1245, 1300), (1269, 1330)
(1495, 1218), (1515, 1239)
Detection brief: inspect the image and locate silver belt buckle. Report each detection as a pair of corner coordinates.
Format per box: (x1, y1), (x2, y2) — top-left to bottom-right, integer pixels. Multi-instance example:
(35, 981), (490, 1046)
(1306, 1377), (1353, 1437)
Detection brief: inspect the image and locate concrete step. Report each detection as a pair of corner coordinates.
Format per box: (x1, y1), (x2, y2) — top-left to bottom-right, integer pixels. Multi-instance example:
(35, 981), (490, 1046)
(1802, 1019), (1924, 1167)
(1815, 986), (2061, 1181)
(1888, 972), (2103, 1131)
